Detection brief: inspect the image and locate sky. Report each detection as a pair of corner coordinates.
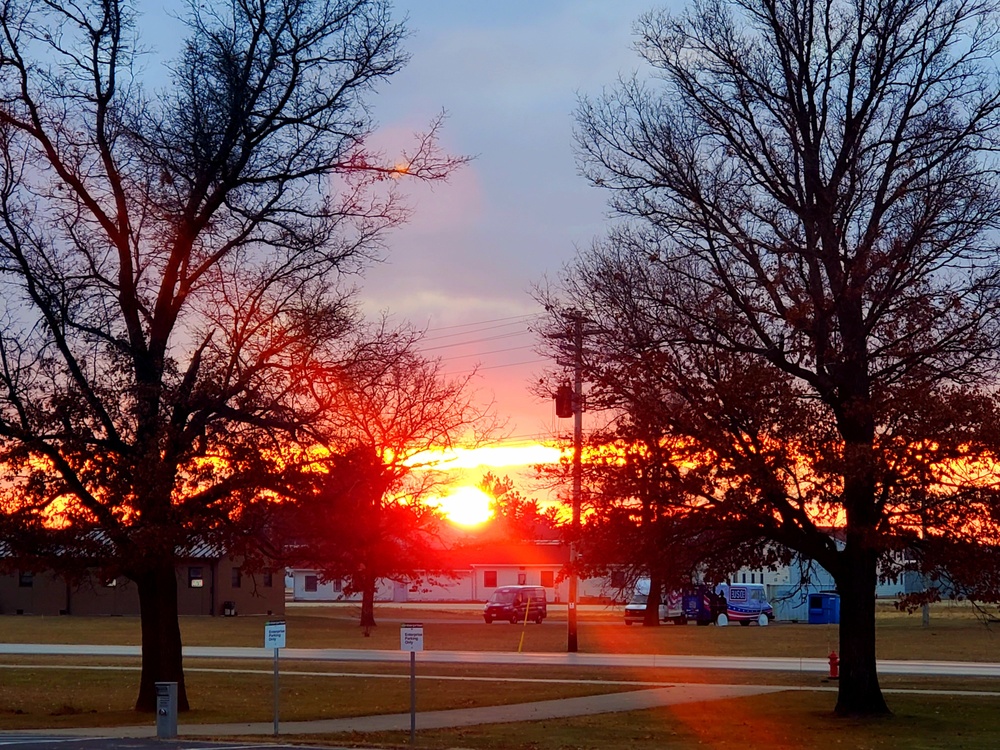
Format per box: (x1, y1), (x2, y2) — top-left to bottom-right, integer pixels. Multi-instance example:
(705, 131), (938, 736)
(140, 0), (677, 515)
(359, 0), (668, 447)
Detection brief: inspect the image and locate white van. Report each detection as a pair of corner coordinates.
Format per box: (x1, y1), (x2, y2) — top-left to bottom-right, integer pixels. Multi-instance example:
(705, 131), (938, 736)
(623, 579), (686, 625)
(714, 583), (773, 626)
(623, 590), (686, 625)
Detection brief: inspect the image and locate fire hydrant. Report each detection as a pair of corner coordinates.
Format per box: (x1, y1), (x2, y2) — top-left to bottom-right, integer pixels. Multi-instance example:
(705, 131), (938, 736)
(828, 650), (840, 680)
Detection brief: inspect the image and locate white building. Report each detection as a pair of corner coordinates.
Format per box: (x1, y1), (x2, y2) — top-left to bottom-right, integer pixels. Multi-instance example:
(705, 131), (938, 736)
(288, 541), (608, 603)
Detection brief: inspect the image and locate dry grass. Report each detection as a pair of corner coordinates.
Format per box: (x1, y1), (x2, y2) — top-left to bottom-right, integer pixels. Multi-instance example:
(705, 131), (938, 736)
(296, 690), (1000, 750)
(0, 600), (999, 748)
(2, 599), (999, 662)
(0, 661), (653, 730)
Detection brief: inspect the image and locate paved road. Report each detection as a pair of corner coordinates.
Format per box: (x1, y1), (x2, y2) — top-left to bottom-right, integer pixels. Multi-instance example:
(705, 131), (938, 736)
(2, 642), (999, 677)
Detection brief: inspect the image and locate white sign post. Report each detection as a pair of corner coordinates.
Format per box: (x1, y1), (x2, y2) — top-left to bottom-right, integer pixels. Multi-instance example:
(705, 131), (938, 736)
(264, 620), (286, 735)
(400, 623), (424, 745)
(400, 623), (424, 652)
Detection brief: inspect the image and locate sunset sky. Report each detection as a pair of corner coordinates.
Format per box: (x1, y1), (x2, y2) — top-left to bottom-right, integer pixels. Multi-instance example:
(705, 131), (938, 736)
(360, 0), (664, 444)
(142, 1), (672, 516)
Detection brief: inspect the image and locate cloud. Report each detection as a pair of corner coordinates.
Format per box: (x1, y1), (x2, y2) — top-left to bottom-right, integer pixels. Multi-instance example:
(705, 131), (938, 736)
(359, 0), (655, 436)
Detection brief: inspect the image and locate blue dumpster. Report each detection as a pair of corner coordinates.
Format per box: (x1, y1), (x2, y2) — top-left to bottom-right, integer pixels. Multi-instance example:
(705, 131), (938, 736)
(807, 592), (840, 624)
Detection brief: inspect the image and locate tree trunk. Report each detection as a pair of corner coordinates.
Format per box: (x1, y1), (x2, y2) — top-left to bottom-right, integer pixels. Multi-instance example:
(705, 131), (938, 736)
(134, 562), (189, 712)
(360, 576), (377, 634)
(834, 544), (889, 716)
(643, 571), (662, 627)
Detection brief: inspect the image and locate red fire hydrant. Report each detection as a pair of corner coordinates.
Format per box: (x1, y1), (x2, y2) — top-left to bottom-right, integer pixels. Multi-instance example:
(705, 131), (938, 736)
(828, 650), (840, 680)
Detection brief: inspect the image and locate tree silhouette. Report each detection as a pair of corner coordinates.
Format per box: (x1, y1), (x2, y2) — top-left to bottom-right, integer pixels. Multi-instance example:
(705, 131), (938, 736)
(563, 0), (1000, 715)
(477, 472), (560, 542)
(284, 328), (496, 631)
(0, 0), (464, 711)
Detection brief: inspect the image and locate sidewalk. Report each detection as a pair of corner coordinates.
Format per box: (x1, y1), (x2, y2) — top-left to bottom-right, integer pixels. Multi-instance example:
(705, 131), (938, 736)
(30, 683), (789, 739)
(4, 642), (1000, 677)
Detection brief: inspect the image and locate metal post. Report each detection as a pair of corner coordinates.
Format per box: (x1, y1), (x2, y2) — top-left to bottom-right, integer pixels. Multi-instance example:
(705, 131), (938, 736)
(568, 313), (583, 653)
(154, 682), (177, 740)
(409, 650), (416, 745)
(273, 647), (280, 736)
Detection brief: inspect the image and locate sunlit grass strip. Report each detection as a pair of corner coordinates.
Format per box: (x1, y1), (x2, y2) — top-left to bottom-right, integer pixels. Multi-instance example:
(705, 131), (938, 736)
(0, 666), (647, 730)
(262, 691), (1000, 750)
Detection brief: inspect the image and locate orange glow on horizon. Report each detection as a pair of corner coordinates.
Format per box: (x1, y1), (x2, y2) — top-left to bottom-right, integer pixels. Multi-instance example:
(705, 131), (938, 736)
(404, 443), (563, 470)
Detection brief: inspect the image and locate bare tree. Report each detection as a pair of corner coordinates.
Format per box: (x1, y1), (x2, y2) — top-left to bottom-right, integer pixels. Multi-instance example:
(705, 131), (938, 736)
(568, 0), (1000, 715)
(285, 323), (497, 631)
(0, 0), (465, 712)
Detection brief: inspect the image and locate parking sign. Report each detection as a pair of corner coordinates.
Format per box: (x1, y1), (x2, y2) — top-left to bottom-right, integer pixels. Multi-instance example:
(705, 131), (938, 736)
(400, 622), (424, 652)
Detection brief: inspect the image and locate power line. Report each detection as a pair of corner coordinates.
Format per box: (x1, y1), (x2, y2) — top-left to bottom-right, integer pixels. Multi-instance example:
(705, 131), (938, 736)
(423, 313), (539, 333)
(477, 358), (548, 372)
(420, 329), (532, 353)
(437, 344), (535, 363)
(441, 357), (549, 377)
(421, 317), (538, 343)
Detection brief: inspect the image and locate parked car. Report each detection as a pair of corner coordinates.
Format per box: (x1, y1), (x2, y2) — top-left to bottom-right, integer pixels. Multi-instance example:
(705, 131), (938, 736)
(483, 585), (547, 624)
(623, 591), (686, 625)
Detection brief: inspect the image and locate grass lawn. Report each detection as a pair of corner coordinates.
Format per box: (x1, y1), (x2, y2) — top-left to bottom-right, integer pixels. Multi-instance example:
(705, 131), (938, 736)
(293, 690), (1000, 750)
(1, 599), (998, 661)
(0, 660), (659, 730)
(0, 601), (998, 748)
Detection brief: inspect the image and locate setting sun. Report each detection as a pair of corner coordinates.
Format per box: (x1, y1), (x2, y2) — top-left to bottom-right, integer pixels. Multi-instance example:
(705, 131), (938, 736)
(429, 485), (495, 527)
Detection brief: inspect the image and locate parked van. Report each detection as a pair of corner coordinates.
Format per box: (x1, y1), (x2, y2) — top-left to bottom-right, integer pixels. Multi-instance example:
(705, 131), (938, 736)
(483, 585), (547, 624)
(624, 590), (686, 625)
(683, 586), (728, 626)
(715, 583), (774, 626)
(683, 583), (774, 626)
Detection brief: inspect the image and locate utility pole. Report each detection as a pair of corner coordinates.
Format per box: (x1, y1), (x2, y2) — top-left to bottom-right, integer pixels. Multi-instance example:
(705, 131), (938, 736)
(568, 312), (583, 653)
(550, 310), (586, 653)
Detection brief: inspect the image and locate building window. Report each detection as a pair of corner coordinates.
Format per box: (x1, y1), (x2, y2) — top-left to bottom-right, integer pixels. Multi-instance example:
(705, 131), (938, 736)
(188, 567), (204, 588)
(483, 570), (497, 588)
(540, 570), (554, 588)
(305, 575), (318, 592)
(517, 572), (527, 585)
(231, 567), (242, 589)
(333, 578), (343, 593)
(263, 570), (273, 588)
(18, 571), (32, 588)
(610, 569), (626, 589)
